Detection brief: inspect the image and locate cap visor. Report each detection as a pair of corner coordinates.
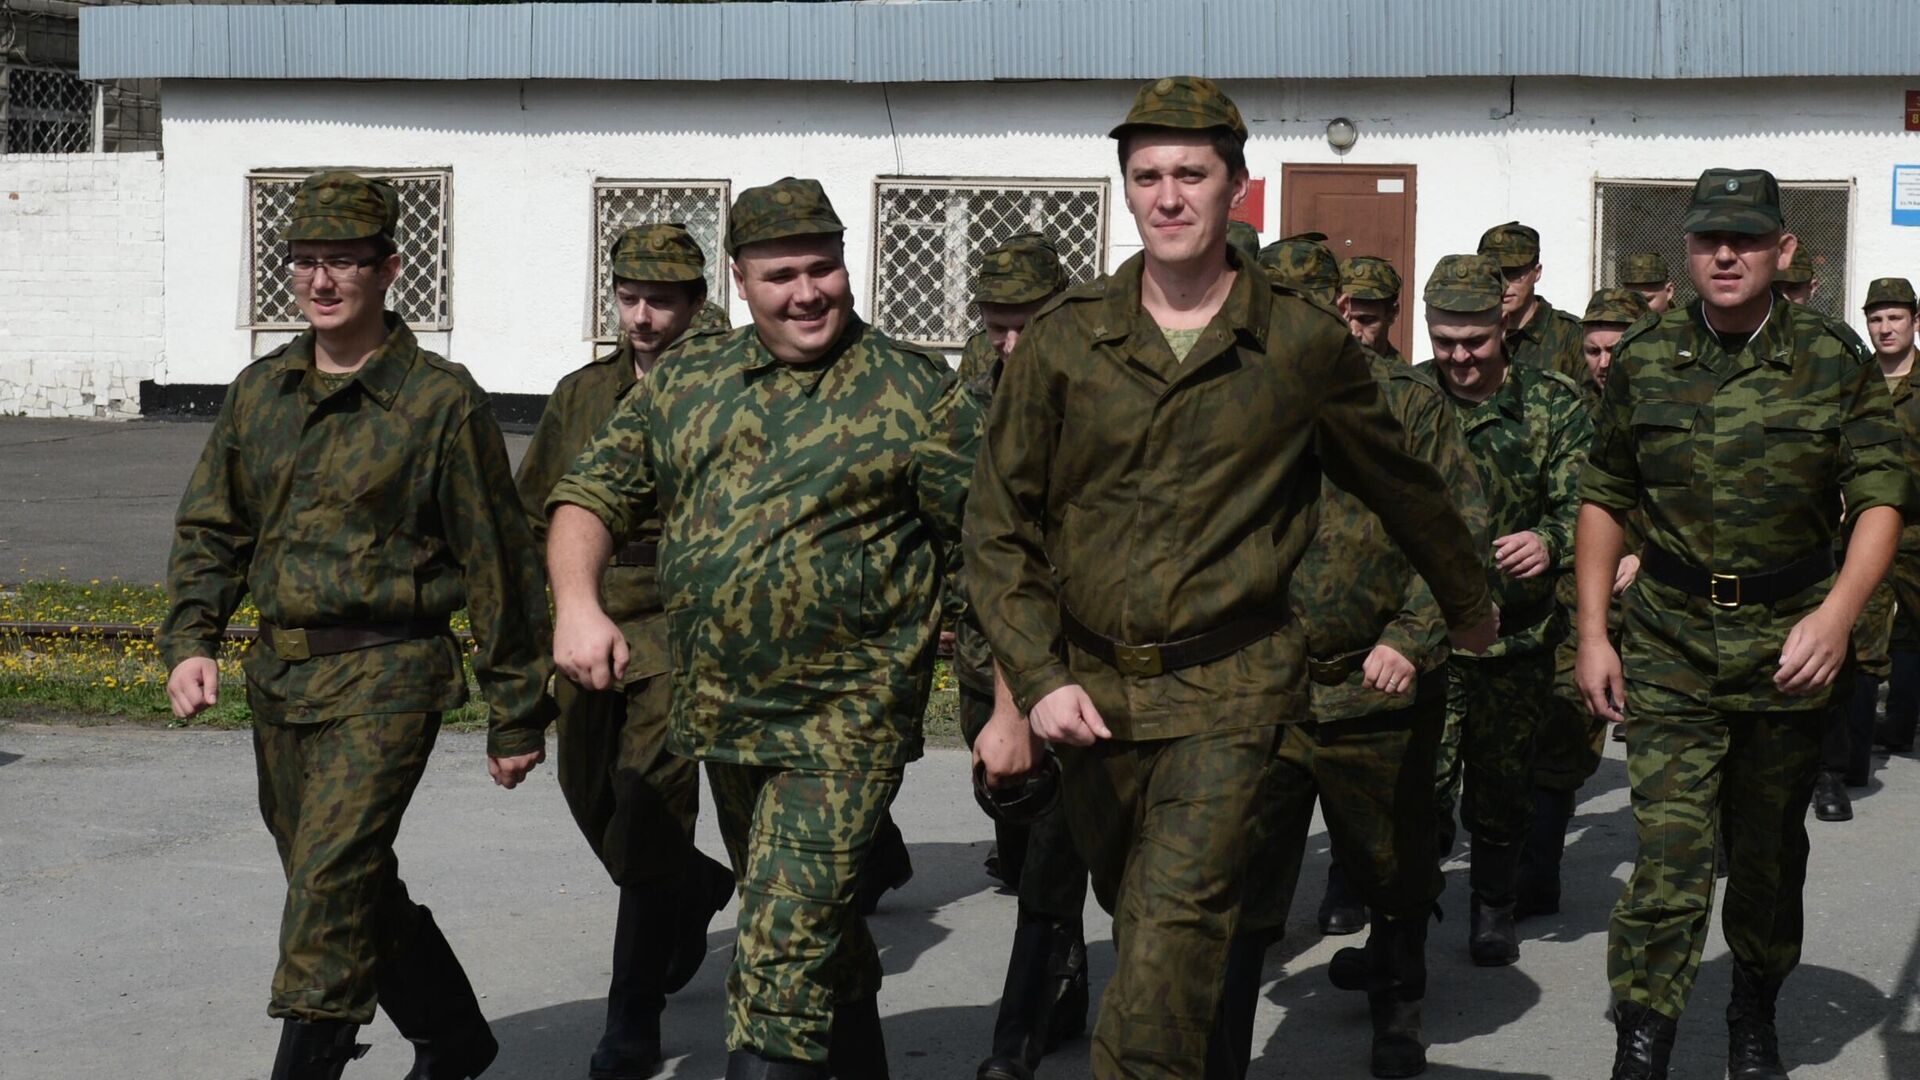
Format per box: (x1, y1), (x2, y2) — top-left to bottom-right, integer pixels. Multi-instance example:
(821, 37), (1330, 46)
(1681, 207), (1780, 235)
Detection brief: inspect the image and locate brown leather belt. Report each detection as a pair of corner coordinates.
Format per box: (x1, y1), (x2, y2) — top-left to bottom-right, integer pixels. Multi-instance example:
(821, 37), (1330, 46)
(612, 540), (659, 567)
(261, 619), (450, 662)
(1639, 544), (1833, 609)
(1061, 607), (1282, 678)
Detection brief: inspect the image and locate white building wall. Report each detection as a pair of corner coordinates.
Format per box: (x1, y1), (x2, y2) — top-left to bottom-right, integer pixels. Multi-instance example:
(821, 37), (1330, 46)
(0, 152), (164, 418)
(157, 76), (1920, 396)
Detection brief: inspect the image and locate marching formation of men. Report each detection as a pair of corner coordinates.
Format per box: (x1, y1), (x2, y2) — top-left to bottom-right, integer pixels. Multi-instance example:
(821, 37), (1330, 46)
(156, 75), (1919, 1080)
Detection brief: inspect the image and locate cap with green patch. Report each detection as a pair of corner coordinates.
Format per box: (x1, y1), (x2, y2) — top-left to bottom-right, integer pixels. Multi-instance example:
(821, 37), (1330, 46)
(726, 177), (845, 256)
(1258, 232), (1340, 304)
(1109, 75), (1248, 143)
(1864, 277), (1918, 311)
(1618, 253), (1670, 285)
(1682, 168), (1783, 235)
(1226, 221), (1261, 265)
(1582, 287), (1652, 327)
(1476, 221), (1540, 270)
(286, 170), (399, 242)
(1424, 254), (1506, 314)
(974, 232), (1067, 306)
(609, 223), (708, 284)
(1774, 244), (1815, 285)
(1340, 256), (1402, 302)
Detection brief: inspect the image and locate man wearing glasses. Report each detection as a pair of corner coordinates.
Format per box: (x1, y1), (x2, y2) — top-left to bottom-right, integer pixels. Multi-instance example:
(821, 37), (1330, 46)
(160, 170), (553, 1080)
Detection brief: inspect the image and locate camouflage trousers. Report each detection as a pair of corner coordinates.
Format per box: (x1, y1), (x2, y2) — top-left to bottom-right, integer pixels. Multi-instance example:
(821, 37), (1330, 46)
(705, 762), (901, 1063)
(1608, 683), (1825, 1019)
(554, 672), (707, 888)
(959, 683), (1091, 920)
(1542, 632), (1609, 792)
(1059, 724), (1278, 1079)
(1852, 577), (1897, 680)
(253, 708), (439, 1023)
(1241, 696), (1447, 938)
(1435, 652), (1554, 849)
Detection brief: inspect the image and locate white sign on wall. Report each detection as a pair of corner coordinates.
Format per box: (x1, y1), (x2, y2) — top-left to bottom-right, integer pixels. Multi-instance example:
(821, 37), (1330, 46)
(1894, 165), (1920, 227)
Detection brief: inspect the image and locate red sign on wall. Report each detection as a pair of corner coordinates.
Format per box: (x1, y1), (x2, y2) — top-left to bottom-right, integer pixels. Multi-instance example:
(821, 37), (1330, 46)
(1908, 90), (1920, 132)
(1230, 178), (1267, 232)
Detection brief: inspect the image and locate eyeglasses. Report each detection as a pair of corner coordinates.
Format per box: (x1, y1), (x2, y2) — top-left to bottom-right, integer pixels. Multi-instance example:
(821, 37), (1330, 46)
(288, 255), (382, 277)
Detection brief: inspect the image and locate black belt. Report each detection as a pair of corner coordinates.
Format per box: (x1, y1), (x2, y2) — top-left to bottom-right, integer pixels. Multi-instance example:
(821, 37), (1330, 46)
(612, 540), (659, 567)
(1639, 544), (1834, 609)
(1061, 607), (1282, 678)
(1496, 596), (1556, 638)
(260, 619), (450, 662)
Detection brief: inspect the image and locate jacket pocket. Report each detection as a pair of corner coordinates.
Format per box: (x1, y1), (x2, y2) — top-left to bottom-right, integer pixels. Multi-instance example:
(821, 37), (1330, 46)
(1631, 401), (1699, 487)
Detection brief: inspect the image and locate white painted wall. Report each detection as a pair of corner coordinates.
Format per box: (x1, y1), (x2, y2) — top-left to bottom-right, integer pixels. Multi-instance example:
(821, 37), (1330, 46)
(0, 152), (164, 418)
(152, 75), (1920, 395)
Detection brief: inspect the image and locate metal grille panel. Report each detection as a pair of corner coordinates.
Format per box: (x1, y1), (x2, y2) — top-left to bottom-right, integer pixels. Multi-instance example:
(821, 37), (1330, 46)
(1594, 179), (1855, 320)
(871, 179), (1109, 349)
(592, 181), (730, 339)
(248, 170), (453, 330)
(3, 67), (95, 155)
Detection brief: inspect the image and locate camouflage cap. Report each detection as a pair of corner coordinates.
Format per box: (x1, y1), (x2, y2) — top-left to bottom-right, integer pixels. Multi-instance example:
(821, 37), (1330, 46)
(1424, 254), (1505, 314)
(1258, 232), (1340, 304)
(608, 223), (708, 284)
(1476, 221), (1540, 269)
(1582, 287), (1652, 327)
(725, 177), (844, 256)
(974, 232), (1067, 306)
(1864, 277), (1918, 311)
(1774, 244), (1815, 284)
(1109, 75), (1248, 143)
(1340, 255), (1402, 302)
(1682, 168), (1783, 235)
(1226, 221), (1261, 265)
(286, 170), (399, 242)
(1618, 253), (1671, 285)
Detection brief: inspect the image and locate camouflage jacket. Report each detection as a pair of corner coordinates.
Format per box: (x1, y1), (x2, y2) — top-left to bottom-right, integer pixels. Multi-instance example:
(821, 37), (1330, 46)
(1295, 351), (1489, 722)
(546, 318), (980, 770)
(949, 330), (1002, 695)
(1417, 359), (1593, 659)
(1508, 296), (1587, 385)
(1580, 297), (1915, 711)
(515, 341), (671, 684)
(964, 252), (1494, 740)
(159, 317), (553, 755)
(1885, 371), (1920, 563)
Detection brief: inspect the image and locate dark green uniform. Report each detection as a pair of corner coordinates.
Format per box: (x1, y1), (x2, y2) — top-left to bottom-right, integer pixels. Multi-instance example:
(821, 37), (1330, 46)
(1506, 298), (1588, 384)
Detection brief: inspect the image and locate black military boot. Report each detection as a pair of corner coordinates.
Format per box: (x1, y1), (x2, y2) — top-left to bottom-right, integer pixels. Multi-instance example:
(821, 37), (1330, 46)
(1845, 673), (1878, 787)
(664, 851), (736, 995)
(377, 906), (498, 1080)
(586, 885), (680, 1079)
(1610, 1001), (1676, 1080)
(724, 1050), (829, 1079)
(1727, 965), (1789, 1079)
(1811, 769), (1852, 822)
(270, 1019), (368, 1080)
(1467, 841), (1520, 966)
(1366, 914), (1429, 1079)
(1317, 861), (1369, 937)
(854, 814), (914, 917)
(826, 996), (889, 1080)
(1515, 787), (1575, 920)
(1201, 934), (1269, 1079)
(977, 913), (1088, 1080)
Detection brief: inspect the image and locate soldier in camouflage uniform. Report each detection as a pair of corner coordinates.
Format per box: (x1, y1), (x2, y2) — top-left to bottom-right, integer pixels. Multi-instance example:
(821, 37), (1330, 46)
(965, 77), (1496, 1080)
(544, 177), (978, 1079)
(1619, 253), (1676, 315)
(1340, 255), (1404, 362)
(948, 233), (1094, 1080)
(1227, 269), (1490, 1079)
(514, 223), (739, 1078)
(1478, 222), (1587, 384)
(1575, 169), (1913, 1079)
(1416, 254), (1593, 967)
(160, 171), (553, 1080)
(1773, 244), (1819, 306)
(1866, 278), (1920, 757)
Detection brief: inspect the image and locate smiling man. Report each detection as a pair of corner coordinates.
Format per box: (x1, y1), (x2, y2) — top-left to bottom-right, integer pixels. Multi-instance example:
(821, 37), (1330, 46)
(543, 178), (978, 1079)
(160, 171), (553, 1080)
(1575, 169), (1913, 1080)
(965, 77), (1495, 1079)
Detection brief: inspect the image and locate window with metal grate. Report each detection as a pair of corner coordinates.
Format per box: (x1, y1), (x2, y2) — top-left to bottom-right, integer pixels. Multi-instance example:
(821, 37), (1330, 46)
(2, 67), (95, 155)
(590, 180), (731, 341)
(246, 169), (453, 331)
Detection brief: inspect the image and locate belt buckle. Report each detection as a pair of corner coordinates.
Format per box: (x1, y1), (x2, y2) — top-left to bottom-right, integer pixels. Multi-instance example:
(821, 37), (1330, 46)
(1113, 643), (1164, 678)
(1709, 572), (1742, 609)
(270, 627), (311, 662)
(1307, 658), (1347, 686)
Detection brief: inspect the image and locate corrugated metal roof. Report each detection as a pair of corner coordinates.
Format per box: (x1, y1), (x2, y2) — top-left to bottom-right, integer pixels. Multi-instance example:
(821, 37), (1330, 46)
(78, 0), (1920, 83)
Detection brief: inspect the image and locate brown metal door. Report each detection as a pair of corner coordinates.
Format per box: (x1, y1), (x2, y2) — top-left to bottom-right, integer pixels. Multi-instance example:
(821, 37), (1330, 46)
(1280, 164), (1418, 359)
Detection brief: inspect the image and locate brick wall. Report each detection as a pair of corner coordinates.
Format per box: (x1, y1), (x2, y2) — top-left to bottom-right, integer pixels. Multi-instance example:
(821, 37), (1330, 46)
(0, 152), (163, 419)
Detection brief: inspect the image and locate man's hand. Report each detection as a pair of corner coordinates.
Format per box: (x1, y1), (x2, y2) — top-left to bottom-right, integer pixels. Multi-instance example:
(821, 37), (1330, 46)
(166, 657), (220, 719)
(974, 704), (1043, 787)
(1614, 553), (1641, 596)
(1576, 636), (1626, 722)
(1493, 531), (1550, 579)
(1362, 644), (1418, 696)
(1447, 608), (1499, 654)
(1029, 684), (1112, 747)
(488, 748), (546, 789)
(554, 607), (628, 691)
(1776, 604), (1851, 696)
